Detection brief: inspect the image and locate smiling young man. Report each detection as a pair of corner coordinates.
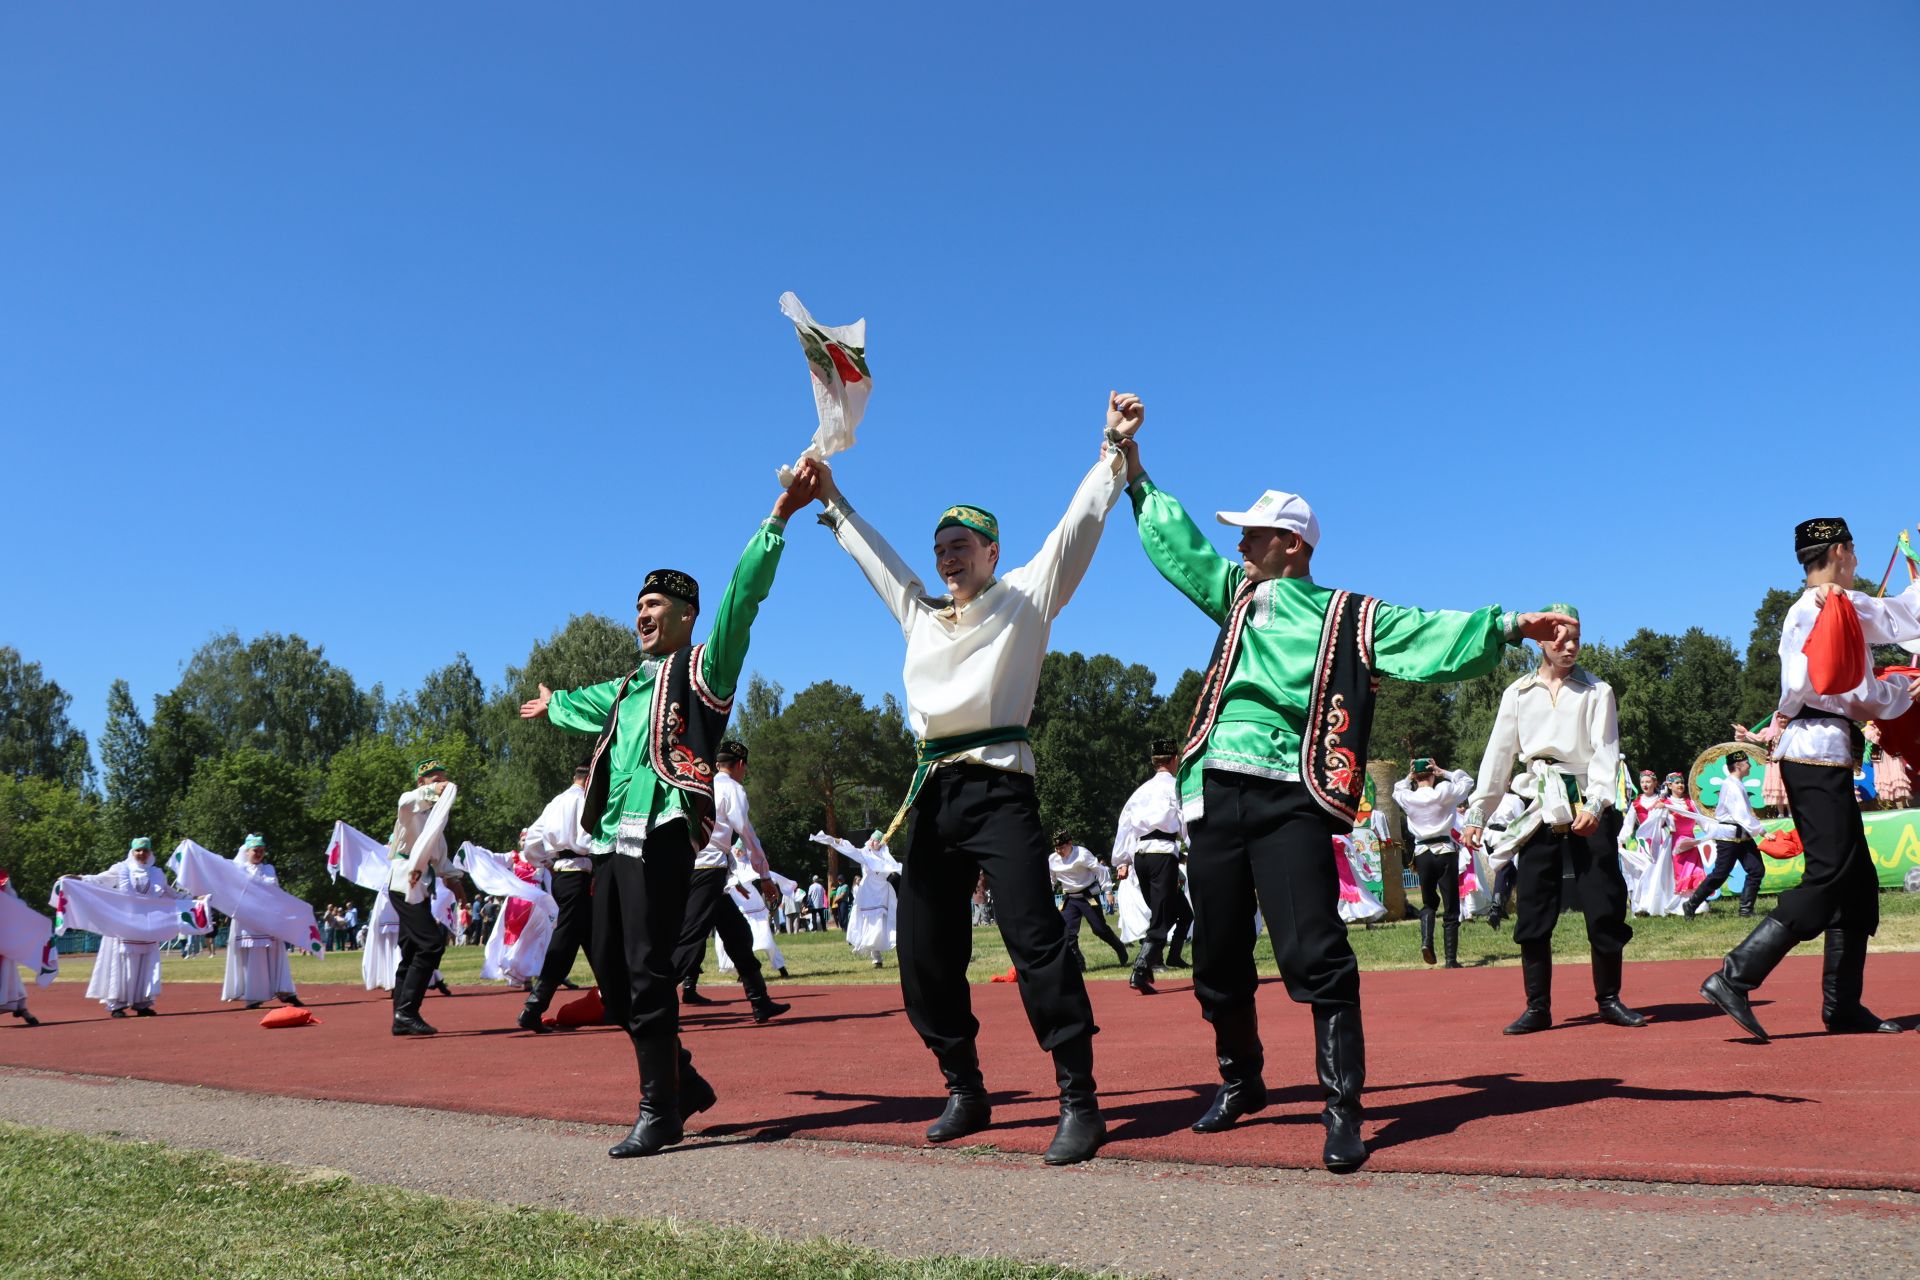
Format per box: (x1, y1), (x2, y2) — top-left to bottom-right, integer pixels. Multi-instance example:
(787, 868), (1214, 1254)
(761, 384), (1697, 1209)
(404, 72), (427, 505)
(519, 465), (818, 1158)
(1461, 607), (1644, 1038)
(1118, 438), (1571, 1172)
(1701, 518), (1920, 1041)
(808, 391), (1144, 1167)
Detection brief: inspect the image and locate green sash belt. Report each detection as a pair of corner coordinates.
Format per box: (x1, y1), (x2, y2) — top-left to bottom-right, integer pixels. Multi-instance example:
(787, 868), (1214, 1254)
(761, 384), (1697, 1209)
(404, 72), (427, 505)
(883, 726), (1032, 843)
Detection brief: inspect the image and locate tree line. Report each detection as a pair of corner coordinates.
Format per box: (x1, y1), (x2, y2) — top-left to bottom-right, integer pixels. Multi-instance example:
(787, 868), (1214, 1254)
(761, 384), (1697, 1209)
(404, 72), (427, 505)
(0, 580), (1863, 909)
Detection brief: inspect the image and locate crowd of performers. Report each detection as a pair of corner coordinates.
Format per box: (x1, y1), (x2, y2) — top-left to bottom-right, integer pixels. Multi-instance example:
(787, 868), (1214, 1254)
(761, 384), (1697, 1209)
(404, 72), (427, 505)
(7, 397), (1914, 1176)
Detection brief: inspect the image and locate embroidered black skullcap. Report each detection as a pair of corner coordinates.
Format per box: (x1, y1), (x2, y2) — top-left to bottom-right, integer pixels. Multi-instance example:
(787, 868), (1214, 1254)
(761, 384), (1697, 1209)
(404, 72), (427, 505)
(1149, 738), (1177, 759)
(1052, 828), (1073, 847)
(716, 739), (749, 765)
(638, 569), (699, 611)
(1795, 518), (1852, 555)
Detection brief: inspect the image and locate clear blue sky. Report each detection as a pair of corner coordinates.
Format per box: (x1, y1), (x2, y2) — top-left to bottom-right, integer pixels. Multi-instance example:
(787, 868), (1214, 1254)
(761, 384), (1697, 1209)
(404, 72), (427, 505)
(6, 5), (1918, 762)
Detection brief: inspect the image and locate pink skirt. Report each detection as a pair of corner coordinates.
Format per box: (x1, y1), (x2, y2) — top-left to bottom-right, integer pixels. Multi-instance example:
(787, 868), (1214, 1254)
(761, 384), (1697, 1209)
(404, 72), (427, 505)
(1874, 752), (1913, 807)
(1762, 760), (1789, 809)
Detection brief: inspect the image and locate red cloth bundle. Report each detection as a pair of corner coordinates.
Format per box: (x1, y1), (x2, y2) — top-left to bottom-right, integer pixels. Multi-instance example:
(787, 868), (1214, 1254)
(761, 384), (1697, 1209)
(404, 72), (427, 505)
(259, 1006), (318, 1028)
(546, 987), (605, 1027)
(1804, 592), (1867, 694)
(1757, 829), (1803, 862)
(988, 966), (1019, 983)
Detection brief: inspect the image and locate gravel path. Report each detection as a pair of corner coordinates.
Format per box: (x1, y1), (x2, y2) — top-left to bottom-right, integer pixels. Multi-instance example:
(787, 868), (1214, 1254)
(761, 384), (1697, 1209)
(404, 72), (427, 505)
(5, 1068), (1915, 1280)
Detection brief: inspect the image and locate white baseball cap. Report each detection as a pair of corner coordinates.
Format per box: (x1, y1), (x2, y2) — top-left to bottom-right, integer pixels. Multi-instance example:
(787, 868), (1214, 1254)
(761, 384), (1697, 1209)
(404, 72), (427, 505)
(1215, 489), (1319, 547)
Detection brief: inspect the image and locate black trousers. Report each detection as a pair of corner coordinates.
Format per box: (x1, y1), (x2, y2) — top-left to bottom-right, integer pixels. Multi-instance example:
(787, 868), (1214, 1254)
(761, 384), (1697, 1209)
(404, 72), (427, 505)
(671, 866), (766, 990)
(1774, 762), (1879, 938)
(1060, 891), (1125, 952)
(389, 889), (446, 1020)
(899, 764), (1097, 1070)
(1511, 809), (1633, 953)
(536, 869), (594, 990)
(1412, 843), (1461, 923)
(1133, 851), (1185, 964)
(587, 822), (697, 1041)
(1189, 772), (1358, 1018)
(1696, 838), (1765, 908)
(1492, 858), (1517, 904)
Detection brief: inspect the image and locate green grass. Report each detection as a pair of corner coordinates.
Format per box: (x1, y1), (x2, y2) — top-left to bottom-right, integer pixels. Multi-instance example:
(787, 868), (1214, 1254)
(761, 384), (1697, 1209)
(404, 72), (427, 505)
(0, 1123), (1108, 1280)
(52, 892), (1920, 989)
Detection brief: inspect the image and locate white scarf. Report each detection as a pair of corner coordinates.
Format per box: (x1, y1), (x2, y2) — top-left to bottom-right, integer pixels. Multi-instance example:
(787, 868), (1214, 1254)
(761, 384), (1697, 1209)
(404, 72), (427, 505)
(1481, 759), (1580, 876)
(173, 840), (322, 956)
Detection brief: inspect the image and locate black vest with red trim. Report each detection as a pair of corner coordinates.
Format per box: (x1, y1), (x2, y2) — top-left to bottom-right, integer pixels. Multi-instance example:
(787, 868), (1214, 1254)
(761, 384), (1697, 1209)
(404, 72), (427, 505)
(580, 643), (733, 850)
(1179, 583), (1380, 827)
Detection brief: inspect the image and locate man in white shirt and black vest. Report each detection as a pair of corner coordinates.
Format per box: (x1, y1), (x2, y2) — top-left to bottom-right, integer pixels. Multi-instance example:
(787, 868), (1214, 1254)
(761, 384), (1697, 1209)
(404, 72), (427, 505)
(519, 467), (816, 1157)
(672, 739), (790, 1022)
(1121, 434), (1571, 1173)
(1111, 739), (1189, 995)
(805, 391), (1145, 1167)
(1463, 604), (1645, 1037)
(1702, 518), (1915, 1041)
(517, 765), (594, 1033)
(1393, 758), (1475, 969)
(1685, 751), (1767, 919)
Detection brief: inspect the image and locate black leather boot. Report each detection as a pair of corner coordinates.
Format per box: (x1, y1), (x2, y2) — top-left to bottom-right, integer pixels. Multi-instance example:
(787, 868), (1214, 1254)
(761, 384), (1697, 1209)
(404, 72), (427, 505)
(1503, 941), (1552, 1034)
(1822, 928), (1903, 1034)
(1700, 916), (1798, 1042)
(926, 1043), (991, 1142)
(678, 1046), (719, 1123)
(740, 967), (790, 1023)
(393, 963), (438, 1035)
(1442, 919), (1462, 969)
(610, 1034), (685, 1158)
(518, 980), (556, 1033)
(680, 977), (716, 1007)
(1111, 940), (1130, 966)
(1419, 909), (1436, 966)
(1130, 940), (1160, 995)
(1042, 1035), (1106, 1165)
(1681, 888), (1706, 919)
(1068, 941), (1087, 972)
(1313, 1006), (1367, 1173)
(1592, 949), (1647, 1027)
(1192, 1004), (1267, 1133)
(1738, 874), (1761, 917)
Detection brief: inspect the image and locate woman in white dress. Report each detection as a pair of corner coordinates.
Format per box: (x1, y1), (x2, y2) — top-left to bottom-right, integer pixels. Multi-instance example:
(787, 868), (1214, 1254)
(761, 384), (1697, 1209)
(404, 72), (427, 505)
(481, 843), (555, 989)
(717, 863), (791, 978)
(0, 869), (43, 1026)
(813, 831), (900, 967)
(84, 838), (185, 1017)
(1629, 776), (1691, 917)
(220, 835), (304, 1009)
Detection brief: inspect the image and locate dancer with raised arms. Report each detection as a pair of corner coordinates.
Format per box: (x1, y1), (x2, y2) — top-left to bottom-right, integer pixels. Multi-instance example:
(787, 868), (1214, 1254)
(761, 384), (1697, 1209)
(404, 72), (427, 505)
(805, 391), (1143, 1166)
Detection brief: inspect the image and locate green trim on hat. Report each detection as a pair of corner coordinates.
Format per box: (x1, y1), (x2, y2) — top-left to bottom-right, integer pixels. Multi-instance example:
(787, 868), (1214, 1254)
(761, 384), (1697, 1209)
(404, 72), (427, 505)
(415, 758), (447, 780)
(1541, 603), (1580, 622)
(936, 504), (999, 543)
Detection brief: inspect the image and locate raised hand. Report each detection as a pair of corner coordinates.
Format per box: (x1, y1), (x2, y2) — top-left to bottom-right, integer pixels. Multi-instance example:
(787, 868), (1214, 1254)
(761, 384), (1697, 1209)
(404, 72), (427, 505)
(519, 683), (553, 720)
(1107, 391), (1145, 439)
(1515, 612), (1578, 644)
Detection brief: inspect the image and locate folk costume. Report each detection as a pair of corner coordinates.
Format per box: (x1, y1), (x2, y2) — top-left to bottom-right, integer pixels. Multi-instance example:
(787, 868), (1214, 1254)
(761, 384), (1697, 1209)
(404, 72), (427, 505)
(1131, 479), (1532, 1172)
(84, 840), (185, 1016)
(1111, 749), (1189, 992)
(219, 836), (302, 1009)
(1628, 786), (1696, 918)
(1467, 612), (1643, 1035)
(1392, 764), (1475, 968)
(814, 831), (901, 967)
(1687, 763), (1767, 918)
(480, 845), (555, 988)
(1048, 838), (1128, 971)
(716, 866), (792, 976)
(1702, 518), (1919, 1041)
(818, 447), (1127, 1166)
(673, 747), (789, 1020)
(385, 766), (465, 1035)
(0, 870), (48, 1026)
(517, 777), (594, 1030)
(538, 528), (787, 1157)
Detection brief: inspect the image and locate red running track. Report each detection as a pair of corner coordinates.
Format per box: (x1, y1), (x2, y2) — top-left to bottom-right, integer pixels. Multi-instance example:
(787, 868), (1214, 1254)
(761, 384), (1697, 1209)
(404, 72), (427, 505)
(4, 953), (1916, 1190)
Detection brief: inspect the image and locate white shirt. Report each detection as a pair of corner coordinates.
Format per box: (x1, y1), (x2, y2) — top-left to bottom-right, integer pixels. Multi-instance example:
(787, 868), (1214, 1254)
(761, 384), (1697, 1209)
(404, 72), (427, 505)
(525, 783), (592, 873)
(824, 450), (1127, 775)
(807, 882), (827, 909)
(1776, 583), (1920, 765)
(1468, 666), (1621, 823)
(1714, 772), (1766, 840)
(1487, 794), (1526, 829)
(1112, 770), (1187, 865)
(1392, 769), (1475, 843)
(1049, 845), (1103, 892)
(700, 773), (770, 875)
(387, 782), (465, 900)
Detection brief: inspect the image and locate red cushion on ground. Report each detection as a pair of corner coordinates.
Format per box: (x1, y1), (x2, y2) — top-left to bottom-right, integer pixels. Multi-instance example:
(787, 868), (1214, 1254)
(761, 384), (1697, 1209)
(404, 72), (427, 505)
(1804, 592), (1867, 694)
(259, 1007), (318, 1028)
(549, 988), (604, 1027)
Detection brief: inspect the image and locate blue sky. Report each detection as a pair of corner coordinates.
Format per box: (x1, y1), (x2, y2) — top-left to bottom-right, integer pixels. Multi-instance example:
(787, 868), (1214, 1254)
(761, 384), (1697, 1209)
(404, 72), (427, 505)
(5, 4), (1918, 760)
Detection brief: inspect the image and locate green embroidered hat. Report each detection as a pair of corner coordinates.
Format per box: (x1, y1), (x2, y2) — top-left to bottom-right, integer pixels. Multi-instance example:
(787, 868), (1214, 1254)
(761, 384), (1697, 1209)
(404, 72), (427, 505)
(415, 758), (447, 780)
(241, 833), (265, 850)
(936, 504), (999, 543)
(1540, 603), (1580, 622)
(1411, 757), (1434, 773)
(128, 837), (152, 852)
